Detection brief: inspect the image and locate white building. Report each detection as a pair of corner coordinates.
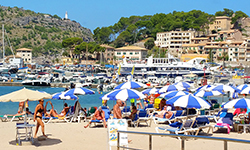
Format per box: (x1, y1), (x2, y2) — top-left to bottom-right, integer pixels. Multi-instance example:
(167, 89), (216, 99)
(16, 48), (32, 63)
(115, 46), (148, 61)
(6, 55), (23, 68)
(155, 30), (195, 56)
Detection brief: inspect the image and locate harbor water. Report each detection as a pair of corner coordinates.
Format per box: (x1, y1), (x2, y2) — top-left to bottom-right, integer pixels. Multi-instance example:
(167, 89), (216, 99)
(0, 86), (233, 115)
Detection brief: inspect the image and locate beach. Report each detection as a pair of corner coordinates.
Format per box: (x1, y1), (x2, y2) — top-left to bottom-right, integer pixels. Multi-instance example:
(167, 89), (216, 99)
(1, 120), (250, 150)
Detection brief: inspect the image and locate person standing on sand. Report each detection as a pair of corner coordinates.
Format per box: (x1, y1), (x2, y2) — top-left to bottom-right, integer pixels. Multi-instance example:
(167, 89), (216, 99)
(33, 99), (47, 138)
(113, 99), (122, 119)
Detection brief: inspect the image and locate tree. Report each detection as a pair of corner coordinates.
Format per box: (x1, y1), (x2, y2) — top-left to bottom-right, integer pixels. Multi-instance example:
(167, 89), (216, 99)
(62, 37), (83, 58)
(231, 11), (248, 24)
(208, 49), (213, 62)
(144, 38), (155, 50)
(215, 8), (234, 17)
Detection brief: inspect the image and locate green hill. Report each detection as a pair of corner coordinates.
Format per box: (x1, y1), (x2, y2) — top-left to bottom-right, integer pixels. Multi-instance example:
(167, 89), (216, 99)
(0, 6), (93, 57)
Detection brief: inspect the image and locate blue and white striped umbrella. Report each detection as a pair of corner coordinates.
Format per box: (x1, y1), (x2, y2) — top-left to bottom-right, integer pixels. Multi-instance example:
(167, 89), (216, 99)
(237, 84), (250, 91)
(114, 81), (147, 89)
(64, 88), (95, 96)
(207, 85), (240, 93)
(166, 94), (211, 109)
(240, 87), (250, 94)
(141, 88), (159, 95)
(173, 82), (191, 89)
(222, 98), (250, 109)
(52, 92), (78, 100)
(196, 85), (213, 91)
(100, 89), (146, 101)
(159, 85), (185, 93)
(194, 90), (224, 97)
(160, 91), (189, 99)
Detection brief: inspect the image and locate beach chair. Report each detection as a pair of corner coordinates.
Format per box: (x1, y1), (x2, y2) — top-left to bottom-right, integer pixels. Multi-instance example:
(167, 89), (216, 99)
(122, 106), (131, 117)
(155, 118), (197, 140)
(8, 115), (24, 122)
(213, 113), (234, 134)
(145, 104), (155, 114)
(85, 107), (97, 121)
(89, 109), (110, 128)
(191, 117), (213, 136)
(0, 115), (7, 122)
(204, 109), (227, 122)
(134, 109), (152, 127)
(153, 111), (175, 125)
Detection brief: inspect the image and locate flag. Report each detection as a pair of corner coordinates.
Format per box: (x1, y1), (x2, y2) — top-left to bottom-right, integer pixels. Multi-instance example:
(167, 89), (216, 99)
(131, 65), (135, 75)
(117, 64), (121, 75)
(122, 55), (125, 58)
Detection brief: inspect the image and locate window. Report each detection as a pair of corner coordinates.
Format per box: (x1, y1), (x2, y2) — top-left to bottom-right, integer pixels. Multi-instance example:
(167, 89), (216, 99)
(135, 52), (139, 54)
(123, 52), (126, 55)
(28, 54), (30, 56)
(193, 47), (195, 50)
(130, 52), (133, 55)
(117, 52), (121, 55)
(219, 53), (221, 56)
(219, 49), (222, 51)
(23, 54), (25, 56)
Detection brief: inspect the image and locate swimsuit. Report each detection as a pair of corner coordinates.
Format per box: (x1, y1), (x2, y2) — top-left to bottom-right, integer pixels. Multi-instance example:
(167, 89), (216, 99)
(36, 106), (44, 119)
(36, 116), (42, 119)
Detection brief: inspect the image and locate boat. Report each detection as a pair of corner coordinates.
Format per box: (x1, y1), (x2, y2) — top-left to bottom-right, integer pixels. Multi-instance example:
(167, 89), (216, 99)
(118, 56), (210, 78)
(22, 78), (51, 86)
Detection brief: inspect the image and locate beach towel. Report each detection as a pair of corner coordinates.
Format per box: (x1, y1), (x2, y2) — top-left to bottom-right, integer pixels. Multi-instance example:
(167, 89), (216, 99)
(216, 123), (232, 134)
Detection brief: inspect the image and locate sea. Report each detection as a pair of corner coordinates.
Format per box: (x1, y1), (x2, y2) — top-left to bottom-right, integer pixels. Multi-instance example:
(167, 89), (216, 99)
(0, 86), (112, 115)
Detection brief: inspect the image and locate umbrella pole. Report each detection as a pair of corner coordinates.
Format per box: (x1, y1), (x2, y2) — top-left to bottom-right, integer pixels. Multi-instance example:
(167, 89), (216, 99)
(24, 100), (27, 125)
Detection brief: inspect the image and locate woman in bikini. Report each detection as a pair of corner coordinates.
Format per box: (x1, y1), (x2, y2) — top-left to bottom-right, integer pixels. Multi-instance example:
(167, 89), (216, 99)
(45, 101), (69, 117)
(34, 99), (47, 138)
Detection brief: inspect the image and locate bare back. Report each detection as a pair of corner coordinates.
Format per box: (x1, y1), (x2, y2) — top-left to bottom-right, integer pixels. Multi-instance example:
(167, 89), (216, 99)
(113, 104), (122, 119)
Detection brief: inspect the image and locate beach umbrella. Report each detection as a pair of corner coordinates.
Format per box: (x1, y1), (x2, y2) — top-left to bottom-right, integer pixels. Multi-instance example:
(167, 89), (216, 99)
(160, 91), (189, 99)
(207, 85), (240, 93)
(141, 88), (159, 95)
(196, 85), (213, 91)
(193, 90), (224, 97)
(173, 82), (191, 89)
(240, 86), (250, 94)
(166, 94), (211, 109)
(0, 87), (51, 102)
(237, 84), (250, 91)
(99, 89), (146, 101)
(114, 81), (147, 89)
(64, 87), (95, 96)
(159, 85), (185, 93)
(222, 98), (250, 109)
(52, 92), (78, 100)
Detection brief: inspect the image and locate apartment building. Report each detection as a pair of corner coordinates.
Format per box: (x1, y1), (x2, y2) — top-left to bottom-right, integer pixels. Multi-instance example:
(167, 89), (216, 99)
(209, 16), (232, 32)
(155, 30), (195, 56)
(115, 46), (148, 61)
(100, 44), (115, 62)
(228, 41), (246, 62)
(16, 48), (32, 63)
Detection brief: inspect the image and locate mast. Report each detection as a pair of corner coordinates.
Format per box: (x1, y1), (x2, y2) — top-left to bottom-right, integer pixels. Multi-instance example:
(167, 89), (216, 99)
(2, 24), (4, 63)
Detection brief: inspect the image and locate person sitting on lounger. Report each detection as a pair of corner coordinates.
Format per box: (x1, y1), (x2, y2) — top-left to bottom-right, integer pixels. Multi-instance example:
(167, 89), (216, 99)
(84, 106), (107, 128)
(155, 106), (173, 119)
(129, 106), (137, 121)
(45, 101), (69, 117)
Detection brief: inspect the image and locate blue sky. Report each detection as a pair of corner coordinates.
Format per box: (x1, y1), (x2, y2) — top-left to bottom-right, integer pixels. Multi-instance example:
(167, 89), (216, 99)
(0, 0), (249, 33)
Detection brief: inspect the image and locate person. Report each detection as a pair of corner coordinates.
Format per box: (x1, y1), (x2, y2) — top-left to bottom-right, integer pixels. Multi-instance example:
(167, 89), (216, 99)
(18, 102), (25, 114)
(45, 101), (69, 117)
(245, 112), (250, 124)
(136, 98), (143, 109)
(233, 108), (247, 116)
(143, 94), (149, 106)
(102, 99), (107, 106)
(159, 98), (166, 110)
(148, 94), (155, 105)
(130, 98), (135, 107)
(129, 106), (137, 121)
(113, 99), (122, 119)
(155, 106), (173, 119)
(84, 107), (107, 128)
(34, 99), (47, 138)
(174, 106), (183, 111)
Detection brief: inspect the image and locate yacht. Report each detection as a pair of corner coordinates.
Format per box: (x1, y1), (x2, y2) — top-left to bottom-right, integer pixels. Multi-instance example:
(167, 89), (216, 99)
(118, 56), (210, 78)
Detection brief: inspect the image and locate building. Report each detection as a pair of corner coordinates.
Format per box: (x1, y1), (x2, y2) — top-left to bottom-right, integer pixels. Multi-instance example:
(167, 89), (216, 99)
(61, 56), (73, 65)
(5, 55), (23, 68)
(228, 41), (246, 62)
(246, 39), (250, 61)
(155, 30), (195, 56)
(100, 44), (115, 63)
(209, 16), (232, 32)
(16, 48), (32, 63)
(115, 46), (148, 61)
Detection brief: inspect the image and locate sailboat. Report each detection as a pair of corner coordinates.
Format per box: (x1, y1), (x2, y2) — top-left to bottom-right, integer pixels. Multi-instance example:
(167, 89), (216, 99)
(0, 24), (18, 74)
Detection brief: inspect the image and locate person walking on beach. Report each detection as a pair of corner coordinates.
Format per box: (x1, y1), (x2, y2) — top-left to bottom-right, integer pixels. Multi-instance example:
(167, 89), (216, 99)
(34, 99), (47, 138)
(113, 99), (122, 119)
(84, 107), (107, 128)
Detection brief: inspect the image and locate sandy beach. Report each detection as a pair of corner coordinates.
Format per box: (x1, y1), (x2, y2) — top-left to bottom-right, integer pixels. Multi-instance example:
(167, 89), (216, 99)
(1, 119), (250, 150)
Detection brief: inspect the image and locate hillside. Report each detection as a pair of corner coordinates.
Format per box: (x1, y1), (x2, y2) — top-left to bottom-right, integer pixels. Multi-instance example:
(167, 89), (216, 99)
(0, 6), (93, 58)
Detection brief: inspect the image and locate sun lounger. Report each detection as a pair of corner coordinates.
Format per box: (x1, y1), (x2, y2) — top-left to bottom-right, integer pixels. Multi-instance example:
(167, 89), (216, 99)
(134, 109), (152, 127)
(153, 111), (175, 125)
(89, 109), (110, 128)
(7, 115), (24, 122)
(191, 117), (213, 136)
(0, 115), (7, 122)
(213, 113), (234, 134)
